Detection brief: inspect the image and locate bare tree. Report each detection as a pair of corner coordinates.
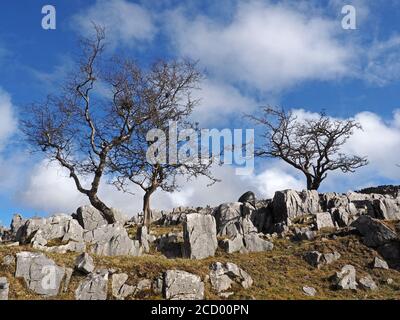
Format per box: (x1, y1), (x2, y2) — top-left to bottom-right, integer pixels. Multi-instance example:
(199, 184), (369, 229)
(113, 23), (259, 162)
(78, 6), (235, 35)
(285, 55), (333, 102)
(109, 61), (217, 227)
(22, 26), (149, 223)
(248, 107), (368, 190)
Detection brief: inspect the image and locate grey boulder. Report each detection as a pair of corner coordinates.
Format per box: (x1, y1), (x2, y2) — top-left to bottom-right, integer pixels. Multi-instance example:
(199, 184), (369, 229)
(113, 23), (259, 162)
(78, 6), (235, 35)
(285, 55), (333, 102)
(333, 265), (357, 290)
(15, 251), (65, 296)
(75, 253), (95, 274)
(84, 223), (142, 257)
(351, 215), (398, 247)
(209, 262), (253, 294)
(112, 273), (135, 300)
(75, 270), (109, 300)
(183, 213), (218, 259)
(163, 270), (204, 300)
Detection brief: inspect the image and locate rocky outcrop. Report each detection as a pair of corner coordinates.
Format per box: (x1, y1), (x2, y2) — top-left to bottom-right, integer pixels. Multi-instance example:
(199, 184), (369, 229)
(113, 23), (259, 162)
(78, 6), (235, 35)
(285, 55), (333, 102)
(183, 213), (218, 259)
(273, 190), (321, 223)
(15, 251), (65, 296)
(84, 223), (142, 256)
(76, 206), (108, 231)
(163, 270), (204, 300)
(75, 270), (109, 300)
(16, 214), (85, 254)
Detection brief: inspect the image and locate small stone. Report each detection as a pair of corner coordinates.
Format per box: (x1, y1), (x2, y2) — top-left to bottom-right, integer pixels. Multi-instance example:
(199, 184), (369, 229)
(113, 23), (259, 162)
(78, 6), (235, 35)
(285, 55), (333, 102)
(302, 286), (316, 296)
(359, 275), (378, 291)
(387, 278), (394, 285)
(2, 255), (15, 266)
(0, 277), (9, 300)
(373, 257), (389, 270)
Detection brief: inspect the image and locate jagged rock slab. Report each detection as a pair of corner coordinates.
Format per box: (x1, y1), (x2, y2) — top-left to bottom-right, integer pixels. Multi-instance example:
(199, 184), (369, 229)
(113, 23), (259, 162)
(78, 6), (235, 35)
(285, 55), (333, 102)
(243, 234), (273, 252)
(273, 190), (321, 223)
(112, 273), (135, 300)
(75, 270), (108, 300)
(15, 251), (65, 296)
(75, 253), (95, 274)
(214, 202), (242, 237)
(183, 213), (218, 259)
(351, 215), (398, 247)
(84, 223), (142, 257)
(163, 270), (204, 300)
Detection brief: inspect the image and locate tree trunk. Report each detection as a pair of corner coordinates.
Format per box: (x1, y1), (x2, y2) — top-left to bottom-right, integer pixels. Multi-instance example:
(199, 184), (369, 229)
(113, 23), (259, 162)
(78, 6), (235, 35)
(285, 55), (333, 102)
(88, 193), (116, 224)
(306, 175), (321, 191)
(143, 191), (152, 228)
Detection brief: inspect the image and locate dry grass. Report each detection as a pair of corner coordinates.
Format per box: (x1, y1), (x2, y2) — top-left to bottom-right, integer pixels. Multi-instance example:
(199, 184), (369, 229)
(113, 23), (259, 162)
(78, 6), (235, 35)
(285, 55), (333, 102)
(1, 228), (400, 300)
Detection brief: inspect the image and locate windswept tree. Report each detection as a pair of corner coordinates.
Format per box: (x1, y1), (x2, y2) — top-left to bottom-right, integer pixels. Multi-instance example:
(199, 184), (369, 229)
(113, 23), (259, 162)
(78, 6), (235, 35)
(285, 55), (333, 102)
(109, 61), (217, 227)
(22, 26), (150, 223)
(249, 107), (368, 190)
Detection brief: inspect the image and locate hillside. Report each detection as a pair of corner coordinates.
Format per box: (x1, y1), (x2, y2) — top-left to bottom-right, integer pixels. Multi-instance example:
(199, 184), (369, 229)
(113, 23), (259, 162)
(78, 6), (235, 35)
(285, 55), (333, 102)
(1, 189), (400, 300)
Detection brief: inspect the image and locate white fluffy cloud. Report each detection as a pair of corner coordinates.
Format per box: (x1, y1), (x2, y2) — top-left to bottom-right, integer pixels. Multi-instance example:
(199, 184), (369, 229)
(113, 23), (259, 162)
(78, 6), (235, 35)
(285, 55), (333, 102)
(71, 0), (156, 48)
(0, 88), (17, 150)
(168, 1), (351, 93)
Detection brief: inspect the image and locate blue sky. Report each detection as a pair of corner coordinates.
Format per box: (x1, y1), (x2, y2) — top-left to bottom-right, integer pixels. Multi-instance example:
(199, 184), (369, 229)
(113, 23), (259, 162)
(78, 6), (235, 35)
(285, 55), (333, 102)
(1, 0), (400, 225)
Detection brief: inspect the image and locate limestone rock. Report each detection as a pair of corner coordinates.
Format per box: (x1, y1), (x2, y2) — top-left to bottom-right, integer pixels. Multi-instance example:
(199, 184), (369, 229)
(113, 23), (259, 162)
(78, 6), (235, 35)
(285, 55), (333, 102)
(112, 273), (135, 300)
(315, 212), (335, 230)
(84, 223), (142, 257)
(137, 225), (150, 253)
(302, 286), (316, 297)
(243, 234), (273, 252)
(63, 268), (73, 293)
(15, 251), (65, 296)
(304, 251), (340, 268)
(75, 253), (95, 274)
(373, 256), (389, 270)
(209, 262), (253, 293)
(76, 205), (108, 231)
(238, 191), (256, 208)
(183, 213), (218, 259)
(163, 270), (204, 300)
(272, 190), (321, 223)
(214, 202), (242, 237)
(351, 215), (398, 247)
(220, 234), (244, 254)
(2, 255), (15, 266)
(359, 275), (377, 290)
(75, 270), (108, 300)
(0, 277), (9, 300)
(333, 265), (357, 290)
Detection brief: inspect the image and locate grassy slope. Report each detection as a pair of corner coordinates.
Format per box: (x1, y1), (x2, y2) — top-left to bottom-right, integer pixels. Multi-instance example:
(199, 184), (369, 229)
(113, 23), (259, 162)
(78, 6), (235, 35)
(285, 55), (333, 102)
(1, 224), (400, 300)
